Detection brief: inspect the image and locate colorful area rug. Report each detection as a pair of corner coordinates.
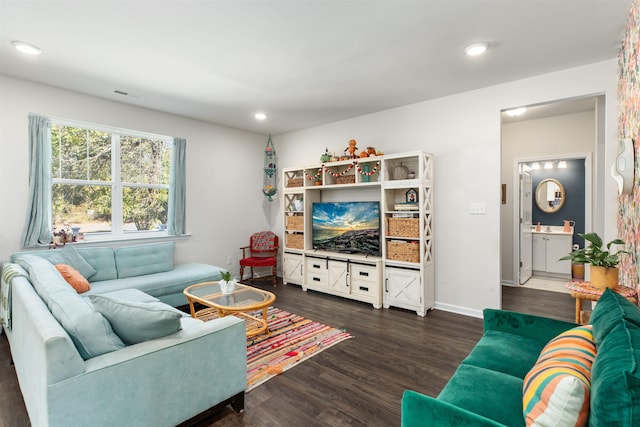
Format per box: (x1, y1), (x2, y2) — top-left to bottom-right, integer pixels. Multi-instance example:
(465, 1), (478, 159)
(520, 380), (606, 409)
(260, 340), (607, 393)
(246, 307), (352, 391)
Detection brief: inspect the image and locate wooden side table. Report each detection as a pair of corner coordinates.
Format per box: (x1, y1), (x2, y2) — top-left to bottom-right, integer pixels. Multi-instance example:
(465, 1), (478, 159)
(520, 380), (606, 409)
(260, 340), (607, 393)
(566, 281), (638, 324)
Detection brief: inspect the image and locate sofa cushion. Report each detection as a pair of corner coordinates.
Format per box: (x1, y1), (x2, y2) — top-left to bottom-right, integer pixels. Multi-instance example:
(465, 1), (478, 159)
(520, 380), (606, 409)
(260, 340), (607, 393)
(589, 289), (640, 426)
(78, 247), (117, 282)
(15, 255), (124, 359)
(462, 330), (547, 379)
(89, 293), (183, 345)
(437, 364), (525, 427)
(48, 245), (97, 280)
(85, 263), (225, 300)
(55, 264), (90, 293)
(114, 242), (175, 279)
(522, 325), (595, 427)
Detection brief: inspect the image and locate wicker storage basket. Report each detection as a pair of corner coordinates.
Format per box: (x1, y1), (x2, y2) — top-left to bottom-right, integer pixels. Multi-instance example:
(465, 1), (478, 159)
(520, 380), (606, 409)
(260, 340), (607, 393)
(286, 215), (304, 231)
(336, 175), (356, 184)
(287, 178), (304, 188)
(387, 241), (420, 263)
(387, 218), (419, 238)
(286, 233), (304, 249)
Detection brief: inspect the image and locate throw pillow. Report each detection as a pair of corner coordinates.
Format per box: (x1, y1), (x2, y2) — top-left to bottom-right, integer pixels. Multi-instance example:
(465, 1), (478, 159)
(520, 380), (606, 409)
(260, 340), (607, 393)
(522, 325), (596, 427)
(55, 264), (90, 293)
(89, 294), (183, 345)
(48, 245), (97, 280)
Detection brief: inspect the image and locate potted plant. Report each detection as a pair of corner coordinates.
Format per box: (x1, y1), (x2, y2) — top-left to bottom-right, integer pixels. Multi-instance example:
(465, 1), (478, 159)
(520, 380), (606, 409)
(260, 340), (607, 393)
(560, 232), (629, 289)
(219, 271), (237, 295)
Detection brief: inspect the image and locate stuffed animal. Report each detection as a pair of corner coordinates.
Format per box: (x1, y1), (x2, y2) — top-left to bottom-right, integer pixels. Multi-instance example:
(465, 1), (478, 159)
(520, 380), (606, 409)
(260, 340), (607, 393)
(345, 139), (358, 159)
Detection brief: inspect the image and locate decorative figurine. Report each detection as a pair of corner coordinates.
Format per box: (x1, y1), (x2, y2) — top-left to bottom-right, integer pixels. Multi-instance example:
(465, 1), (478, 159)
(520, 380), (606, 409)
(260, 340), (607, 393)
(345, 139), (358, 159)
(320, 148), (332, 163)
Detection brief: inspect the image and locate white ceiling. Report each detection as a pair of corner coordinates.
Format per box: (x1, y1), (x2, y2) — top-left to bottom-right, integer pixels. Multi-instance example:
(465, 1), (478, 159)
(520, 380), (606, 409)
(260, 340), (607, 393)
(0, 1), (632, 135)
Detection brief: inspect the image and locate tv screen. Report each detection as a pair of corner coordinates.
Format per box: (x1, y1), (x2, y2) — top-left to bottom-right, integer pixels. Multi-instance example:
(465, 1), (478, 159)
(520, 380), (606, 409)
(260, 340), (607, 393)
(312, 201), (380, 255)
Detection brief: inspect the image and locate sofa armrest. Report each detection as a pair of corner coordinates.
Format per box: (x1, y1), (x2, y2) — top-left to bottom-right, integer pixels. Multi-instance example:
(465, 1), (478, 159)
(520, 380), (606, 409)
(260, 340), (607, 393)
(49, 316), (247, 427)
(483, 309), (576, 344)
(401, 390), (505, 427)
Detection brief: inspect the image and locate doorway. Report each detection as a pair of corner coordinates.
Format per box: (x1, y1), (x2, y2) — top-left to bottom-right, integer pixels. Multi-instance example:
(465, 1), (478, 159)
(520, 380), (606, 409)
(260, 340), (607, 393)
(515, 154), (592, 289)
(500, 96), (602, 295)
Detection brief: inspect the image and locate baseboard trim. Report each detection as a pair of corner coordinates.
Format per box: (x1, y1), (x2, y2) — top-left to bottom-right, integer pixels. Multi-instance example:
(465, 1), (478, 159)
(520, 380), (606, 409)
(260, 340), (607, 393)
(434, 302), (483, 319)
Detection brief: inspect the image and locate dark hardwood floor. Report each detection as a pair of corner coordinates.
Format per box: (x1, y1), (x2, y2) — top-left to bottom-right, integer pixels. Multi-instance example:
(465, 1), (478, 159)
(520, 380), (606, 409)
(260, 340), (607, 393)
(0, 282), (576, 426)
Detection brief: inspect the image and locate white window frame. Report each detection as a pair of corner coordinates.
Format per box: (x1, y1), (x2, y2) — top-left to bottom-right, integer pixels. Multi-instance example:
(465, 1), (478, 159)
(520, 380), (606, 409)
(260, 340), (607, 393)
(51, 118), (173, 242)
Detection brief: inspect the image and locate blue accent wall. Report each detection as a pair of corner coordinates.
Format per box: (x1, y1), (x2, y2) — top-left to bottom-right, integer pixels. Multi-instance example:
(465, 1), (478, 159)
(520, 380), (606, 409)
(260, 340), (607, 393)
(531, 159), (585, 247)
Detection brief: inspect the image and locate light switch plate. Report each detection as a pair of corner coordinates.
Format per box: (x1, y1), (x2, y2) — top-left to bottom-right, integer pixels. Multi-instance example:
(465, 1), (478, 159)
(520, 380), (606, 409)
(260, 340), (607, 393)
(470, 203), (486, 214)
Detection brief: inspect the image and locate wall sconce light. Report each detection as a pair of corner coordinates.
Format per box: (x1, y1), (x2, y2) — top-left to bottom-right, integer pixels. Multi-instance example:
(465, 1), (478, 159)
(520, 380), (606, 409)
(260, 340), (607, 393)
(611, 138), (635, 195)
(558, 161), (567, 169)
(544, 161), (554, 169)
(531, 162), (540, 170)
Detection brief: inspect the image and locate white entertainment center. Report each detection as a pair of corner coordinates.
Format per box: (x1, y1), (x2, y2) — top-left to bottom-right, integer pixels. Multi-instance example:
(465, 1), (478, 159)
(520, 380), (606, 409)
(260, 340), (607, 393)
(282, 151), (434, 316)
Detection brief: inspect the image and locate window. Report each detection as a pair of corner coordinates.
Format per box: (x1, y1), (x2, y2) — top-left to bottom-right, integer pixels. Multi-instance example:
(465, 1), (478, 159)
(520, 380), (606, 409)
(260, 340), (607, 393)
(51, 121), (172, 239)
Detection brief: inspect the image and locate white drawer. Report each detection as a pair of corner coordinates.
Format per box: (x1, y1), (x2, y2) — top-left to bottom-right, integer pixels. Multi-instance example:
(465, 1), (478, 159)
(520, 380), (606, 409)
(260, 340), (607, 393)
(350, 279), (377, 298)
(350, 263), (378, 284)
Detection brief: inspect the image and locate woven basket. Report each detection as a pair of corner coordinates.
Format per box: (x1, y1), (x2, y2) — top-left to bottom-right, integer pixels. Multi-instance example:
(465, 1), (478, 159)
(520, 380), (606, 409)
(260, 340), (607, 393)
(387, 241), (420, 263)
(286, 215), (304, 231)
(287, 178), (304, 188)
(286, 233), (304, 249)
(336, 175), (356, 184)
(387, 218), (419, 238)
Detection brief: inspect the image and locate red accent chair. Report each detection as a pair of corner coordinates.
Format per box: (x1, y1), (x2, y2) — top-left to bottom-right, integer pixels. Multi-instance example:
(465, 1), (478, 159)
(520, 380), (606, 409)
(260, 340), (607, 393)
(239, 231), (279, 287)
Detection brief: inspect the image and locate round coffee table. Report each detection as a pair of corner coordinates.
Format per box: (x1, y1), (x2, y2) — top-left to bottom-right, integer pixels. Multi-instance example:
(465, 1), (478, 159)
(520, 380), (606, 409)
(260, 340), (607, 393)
(183, 281), (276, 337)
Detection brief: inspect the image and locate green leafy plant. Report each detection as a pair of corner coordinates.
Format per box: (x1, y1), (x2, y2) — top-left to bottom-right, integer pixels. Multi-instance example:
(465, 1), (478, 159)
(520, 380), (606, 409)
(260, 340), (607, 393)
(560, 232), (629, 267)
(220, 271), (234, 282)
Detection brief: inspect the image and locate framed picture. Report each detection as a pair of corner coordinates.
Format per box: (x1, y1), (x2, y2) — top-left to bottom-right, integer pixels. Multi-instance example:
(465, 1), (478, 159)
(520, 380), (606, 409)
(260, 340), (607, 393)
(406, 188), (418, 204)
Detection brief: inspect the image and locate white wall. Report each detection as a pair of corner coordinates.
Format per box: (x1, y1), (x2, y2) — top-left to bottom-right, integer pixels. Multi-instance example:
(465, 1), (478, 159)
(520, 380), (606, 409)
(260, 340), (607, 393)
(0, 76), (271, 274)
(275, 59), (618, 318)
(501, 111), (596, 283)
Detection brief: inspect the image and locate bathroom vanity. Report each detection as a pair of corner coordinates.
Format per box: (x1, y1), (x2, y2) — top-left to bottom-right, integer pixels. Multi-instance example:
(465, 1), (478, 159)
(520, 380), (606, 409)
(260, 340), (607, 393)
(532, 226), (572, 279)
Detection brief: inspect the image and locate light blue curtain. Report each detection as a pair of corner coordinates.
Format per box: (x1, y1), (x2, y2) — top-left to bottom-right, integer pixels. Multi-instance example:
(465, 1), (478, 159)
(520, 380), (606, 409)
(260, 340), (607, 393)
(168, 137), (186, 235)
(21, 115), (52, 247)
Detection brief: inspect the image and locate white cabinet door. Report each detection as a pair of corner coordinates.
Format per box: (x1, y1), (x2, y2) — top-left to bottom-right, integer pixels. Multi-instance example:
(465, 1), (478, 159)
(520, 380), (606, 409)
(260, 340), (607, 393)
(384, 268), (421, 310)
(545, 235), (572, 275)
(532, 234), (546, 271)
(327, 260), (349, 295)
(283, 253), (304, 285)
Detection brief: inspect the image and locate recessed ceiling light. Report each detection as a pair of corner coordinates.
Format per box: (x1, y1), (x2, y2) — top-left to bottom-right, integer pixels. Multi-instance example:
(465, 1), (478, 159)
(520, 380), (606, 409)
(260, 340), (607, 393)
(254, 112), (268, 121)
(12, 40), (43, 55)
(464, 42), (488, 56)
(505, 107), (527, 117)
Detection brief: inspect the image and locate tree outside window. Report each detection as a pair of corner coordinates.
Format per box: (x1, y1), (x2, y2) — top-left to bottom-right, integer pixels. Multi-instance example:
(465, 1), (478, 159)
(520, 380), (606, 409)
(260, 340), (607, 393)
(51, 123), (171, 238)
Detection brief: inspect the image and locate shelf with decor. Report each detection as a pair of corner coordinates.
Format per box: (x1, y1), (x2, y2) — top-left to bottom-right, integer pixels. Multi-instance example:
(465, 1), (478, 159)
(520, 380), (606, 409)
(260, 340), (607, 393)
(381, 152), (434, 316)
(281, 151), (433, 315)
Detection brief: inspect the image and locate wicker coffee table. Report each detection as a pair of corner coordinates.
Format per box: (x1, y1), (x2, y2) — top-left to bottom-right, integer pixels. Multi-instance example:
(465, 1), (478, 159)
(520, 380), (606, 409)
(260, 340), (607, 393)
(183, 281), (276, 337)
(566, 280), (638, 324)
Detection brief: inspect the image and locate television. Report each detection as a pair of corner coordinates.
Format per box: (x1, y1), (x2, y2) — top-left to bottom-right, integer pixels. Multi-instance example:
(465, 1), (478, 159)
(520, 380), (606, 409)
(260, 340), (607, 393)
(312, 201), (380, 256)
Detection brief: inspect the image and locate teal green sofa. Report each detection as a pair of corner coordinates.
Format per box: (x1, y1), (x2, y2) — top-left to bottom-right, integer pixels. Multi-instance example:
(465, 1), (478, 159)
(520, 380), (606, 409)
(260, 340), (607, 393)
(2, 242), (246, 427)
(402, 289), (640, 426)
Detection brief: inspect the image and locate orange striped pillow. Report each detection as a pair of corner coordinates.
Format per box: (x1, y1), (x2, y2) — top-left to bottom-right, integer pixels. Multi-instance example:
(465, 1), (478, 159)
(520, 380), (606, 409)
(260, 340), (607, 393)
(522, 325), (595, 427)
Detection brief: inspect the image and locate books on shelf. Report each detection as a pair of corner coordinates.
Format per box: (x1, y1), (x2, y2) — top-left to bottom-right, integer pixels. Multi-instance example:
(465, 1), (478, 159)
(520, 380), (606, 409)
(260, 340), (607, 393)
(394, 202), (419, 211)
(391, 212), (415, 218)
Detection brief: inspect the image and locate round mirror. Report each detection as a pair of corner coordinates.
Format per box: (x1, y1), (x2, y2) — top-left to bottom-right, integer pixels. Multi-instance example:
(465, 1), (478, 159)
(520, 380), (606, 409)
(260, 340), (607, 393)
(535, 178), (565, 213)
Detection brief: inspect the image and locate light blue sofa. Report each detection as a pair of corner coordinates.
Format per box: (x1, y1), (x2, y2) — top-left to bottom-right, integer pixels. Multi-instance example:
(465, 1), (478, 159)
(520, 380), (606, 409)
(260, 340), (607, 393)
(2, 242), (247, 427)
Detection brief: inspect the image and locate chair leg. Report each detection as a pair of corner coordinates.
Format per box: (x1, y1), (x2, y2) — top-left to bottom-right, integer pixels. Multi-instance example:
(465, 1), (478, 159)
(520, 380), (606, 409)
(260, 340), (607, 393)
(272, 265), (277, 287)
(250, 267), (254, 279)
(239, 265), (244, 281)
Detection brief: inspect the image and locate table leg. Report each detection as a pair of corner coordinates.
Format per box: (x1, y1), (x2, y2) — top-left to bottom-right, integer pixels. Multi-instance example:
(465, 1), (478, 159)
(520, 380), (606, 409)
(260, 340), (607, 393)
(187, 299), (196, 318)
(575, 297), (582, 324)
(262, 307), (269, 333)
